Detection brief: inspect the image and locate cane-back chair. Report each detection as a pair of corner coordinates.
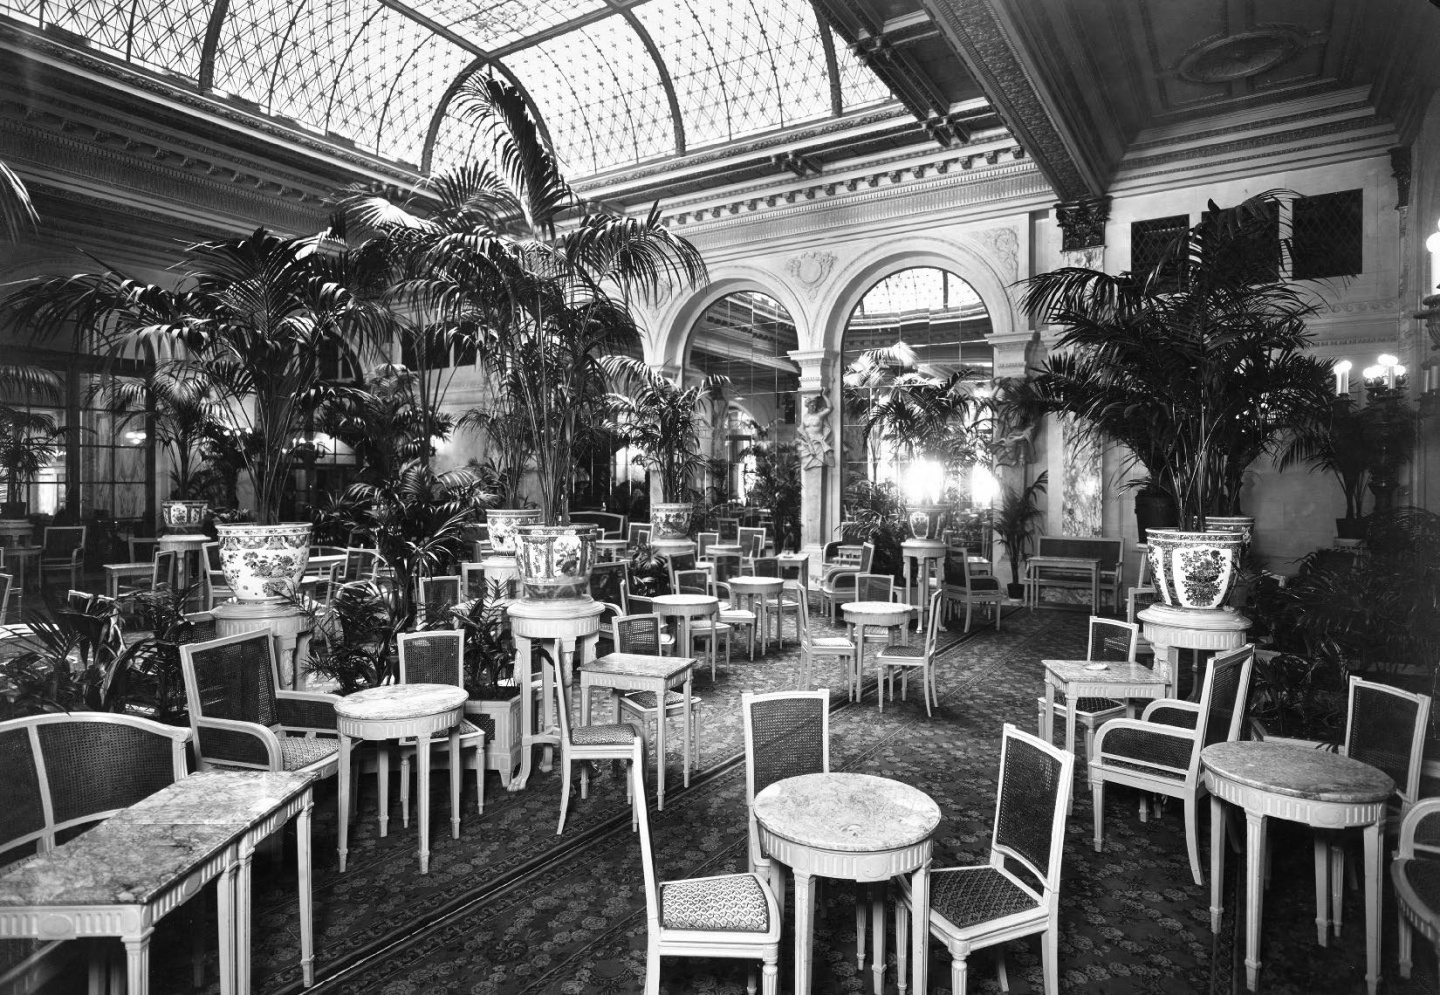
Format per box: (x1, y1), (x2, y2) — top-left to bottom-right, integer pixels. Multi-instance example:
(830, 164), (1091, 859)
(942, 552), (1004, 633)
(632, 738), (780, 995)
(416, 575), (462, 628)
(201, 541), (233, 609)
(547, 657), (641, 834)
(179, 629), (343, 777)
(39, 526), (86, 590)
(816, 541), (874, 621)
(895, 724), (1075, 995)
(1391, 797), (1440, 983)
(396, 630), (486, 820)
(876, 591), (944, 716)
(795, 584), (854, 691)
(1089, 644), (1254, 886)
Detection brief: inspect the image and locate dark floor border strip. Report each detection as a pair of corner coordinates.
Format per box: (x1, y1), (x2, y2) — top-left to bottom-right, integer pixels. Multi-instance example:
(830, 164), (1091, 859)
(288, 609), (1017, 995)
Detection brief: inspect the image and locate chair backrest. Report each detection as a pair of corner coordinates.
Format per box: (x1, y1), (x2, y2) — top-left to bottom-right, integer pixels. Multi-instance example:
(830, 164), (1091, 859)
(343, 547), (378, 582)
(179, 630), (283, 738)
(153, 548), (177, 591)
(42, 526), (85, 559)
(569, 510), (625, 539)
(920, 590), (944, 657)
(129, 537), (159, 562)
(859, 542), (875, 573)
(854, 573), (892, 602)
(742, 690), (830, 805)
(0, 713), (190, 861)
(739, 527), (766, 558)
(1344, 676), (1432, 809)
(418, 575), (462, 626)
(667, 551), (697, 574)
(752, 556), (779, 578)
(0, 572), (11, 622)
(627, 737), (662, 928)
(616, 613), (665, 655)
(66, 588), (94, 613)
(697, 532), (718, 557)
(717, 516), (741, 542)
(672, 569), (712, 597)
(795, 583), (815, 652)
(397, 630), (464, 686)
(711, 551), (742, 584)
(1088, 616), (1139, 663)
(628, 523), (651, 547)
(589, 561), (628, 609)
(1397, 797), (1440, 861)
(990, 723), (1075, 899)
(460, 561), (486, 601)
(1036, 535), (1124, 573)
(203, 540), (224, 574)
(1194, 645), (1255, 762)
(183, 610), (218, 644)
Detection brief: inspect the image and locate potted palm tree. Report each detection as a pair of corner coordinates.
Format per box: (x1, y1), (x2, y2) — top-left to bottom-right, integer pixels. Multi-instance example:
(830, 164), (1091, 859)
(338, 75), (705, 602)
(4, 227), (387, 601)
(1012, 192), (1333, 611)
(604, 356), (727, 544)
(992, 471), (1048, 599)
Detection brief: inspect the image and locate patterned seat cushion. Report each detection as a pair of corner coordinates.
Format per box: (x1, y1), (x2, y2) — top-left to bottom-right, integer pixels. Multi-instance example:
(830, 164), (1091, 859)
(280, 736), (339, 771)
(877, 644), (925, 659)
(661, 873), (770, 932)
(930, 866), (1038, 929)
(812, 636), (853, 650)
(571, 723), (639, 746)
(622, 690), (699, 711)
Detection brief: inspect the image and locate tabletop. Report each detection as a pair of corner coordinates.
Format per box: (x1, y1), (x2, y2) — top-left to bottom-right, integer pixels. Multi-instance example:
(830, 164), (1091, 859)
(121, 770), (314, 825)
(842, 600), (914, 618)
(1201, 741), (1394, 804)
(653, 593), (718, 609)
(335, 683), (468, 721)
(584, 652), (696, 680)
(729, 576), (784, 591)
(754, 772), (940, 853)
(1044, 659), (1169, 686)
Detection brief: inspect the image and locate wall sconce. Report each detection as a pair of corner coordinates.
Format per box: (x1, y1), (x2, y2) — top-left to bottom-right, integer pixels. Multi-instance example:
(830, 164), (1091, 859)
(1333, 359), (1352, 397)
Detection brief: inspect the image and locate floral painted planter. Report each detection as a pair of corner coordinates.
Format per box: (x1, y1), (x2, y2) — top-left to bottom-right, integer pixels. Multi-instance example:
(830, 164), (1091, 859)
(650, 502), (691, 541)
(484, 508), (542, 555)
(907, 504), (949, 541)
(160, 499), (208, 533)
(1204, 515), (1254, 549)
(514, 524), (598, 601)
(215, 522), (312, 603)
(1145, 528), (1246, 611)
(466, 694), (523, 789)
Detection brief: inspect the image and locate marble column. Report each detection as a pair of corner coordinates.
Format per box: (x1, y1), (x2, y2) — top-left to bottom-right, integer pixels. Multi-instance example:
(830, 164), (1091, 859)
(788, 348), (838, 583)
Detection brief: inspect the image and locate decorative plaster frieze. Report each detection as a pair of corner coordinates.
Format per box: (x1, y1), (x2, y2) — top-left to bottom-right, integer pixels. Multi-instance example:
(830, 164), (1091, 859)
(972, 227), (1019, 282)
(1061, 247), (1103, 270)
(785, 251), (838, 300)
(1323, 299), (1401, 314)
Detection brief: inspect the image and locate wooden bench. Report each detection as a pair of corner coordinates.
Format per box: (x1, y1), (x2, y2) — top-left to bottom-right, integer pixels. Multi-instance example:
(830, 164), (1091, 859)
(1029, 536), (1125, 613)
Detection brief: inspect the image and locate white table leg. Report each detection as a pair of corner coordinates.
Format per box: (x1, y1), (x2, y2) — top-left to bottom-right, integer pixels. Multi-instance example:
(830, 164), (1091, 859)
(1043, 681), (1056, 744)
(1313, 836), (1330, 945)
(1244, 810), (1268, 990)
(656, 678), (667, 810)
(417, 729), (432, 873)
(793, 870), (814, 994)
(298, 794), (315, 987)
(682, 675), (692, 789)
(847, 622), (860, 701)
(514, 633), (535, 790)
(911, 861), (930, 995)
(216, 858), (236, 995)
(1364, 820), (1382, 995)
(450, 726), (462, 839)
(236, 844), (254, 995)
(337, 734), (352, 871)
(378, 743), (390, 836)
(123, 933), (152, 995)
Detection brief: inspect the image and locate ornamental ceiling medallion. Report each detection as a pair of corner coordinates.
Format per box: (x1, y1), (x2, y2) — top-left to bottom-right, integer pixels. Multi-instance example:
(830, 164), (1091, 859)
(1176, 27), (1308, 84)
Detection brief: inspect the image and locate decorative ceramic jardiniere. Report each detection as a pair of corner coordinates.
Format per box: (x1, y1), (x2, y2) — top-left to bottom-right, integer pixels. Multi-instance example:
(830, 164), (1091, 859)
(513, 524), (598, 601)
(484, 508), (542, 555)
(160, 499), (208, 533)
(215, 522), (312, 602)
(907, 504), (949, 541)
(1145, 528), (1245, 611)
(1203, 515), (1254, 549)
(650, 502), (691, 541)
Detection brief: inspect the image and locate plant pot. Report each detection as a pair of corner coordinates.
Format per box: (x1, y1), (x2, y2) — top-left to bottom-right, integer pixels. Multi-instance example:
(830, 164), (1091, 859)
(484, 508), (542, 555)
(1133, 490), (1178, 543)
(1006, 582), (1026, 600)
(215, 522), (312, 603)
(650, 502), (692, 541)
(1204, 515), (1255, 549)
(907, 504), (949, 540)
(160, 499), (209, 534)
(465, 693), (523, 789)
(1335, 517), (1365, 541)
(1145, 528), (1246, 611)
(514, 524), (598, 601)
(0, 501), (27, 518)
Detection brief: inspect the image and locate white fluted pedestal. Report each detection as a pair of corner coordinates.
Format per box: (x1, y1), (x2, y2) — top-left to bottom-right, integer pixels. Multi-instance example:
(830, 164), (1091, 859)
(213, 600), (313, 689)
(506, 597), (604, 791)
(1138, 603), (1251, 700)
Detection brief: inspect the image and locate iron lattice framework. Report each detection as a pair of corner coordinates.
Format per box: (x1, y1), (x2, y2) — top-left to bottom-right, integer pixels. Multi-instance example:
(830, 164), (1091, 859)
(2, 0), (893, 179)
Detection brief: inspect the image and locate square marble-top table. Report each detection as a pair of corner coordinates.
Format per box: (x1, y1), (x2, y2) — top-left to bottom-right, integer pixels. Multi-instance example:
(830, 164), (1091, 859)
(579, 652), (695, 809)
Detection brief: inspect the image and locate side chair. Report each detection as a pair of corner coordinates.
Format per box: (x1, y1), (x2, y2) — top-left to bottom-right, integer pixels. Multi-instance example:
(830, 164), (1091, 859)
(1089, 644), (1255, 886)
(795, 584), (854, 691)
(876, 590), (944, 716)
(632, 738), (781, 995)
(615, 612), (703, 782)
(416, 574), (463, 628)
(894, 724), (1075, 995)
(941, 551), (1003, 633)
(202, 541), (233, 609)
(39, 525), (86, 591)
(547, 657), (642, 834)
(395, 630), (486, 830)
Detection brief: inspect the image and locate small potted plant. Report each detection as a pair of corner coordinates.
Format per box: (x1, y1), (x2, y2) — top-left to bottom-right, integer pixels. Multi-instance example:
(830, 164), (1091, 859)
(992, 471), (1048, 599)
(0, 417), (60, 519)
(453, 585), (523, 787)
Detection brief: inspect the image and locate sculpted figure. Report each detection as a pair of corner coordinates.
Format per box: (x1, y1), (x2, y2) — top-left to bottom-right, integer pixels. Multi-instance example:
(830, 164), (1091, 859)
(797, 393), (835, 470)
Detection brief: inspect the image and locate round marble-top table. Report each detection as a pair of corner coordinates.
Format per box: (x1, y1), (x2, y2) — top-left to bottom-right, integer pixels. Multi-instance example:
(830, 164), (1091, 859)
(594, 538), (629, 562)
(727, 575), (786, 653)
(652, 593), (720, 675)
(754, 771), (941, 995)
(336, 683), (468, 874)
(1202, 741), (1394, 995)
(841, 600), (915, 703)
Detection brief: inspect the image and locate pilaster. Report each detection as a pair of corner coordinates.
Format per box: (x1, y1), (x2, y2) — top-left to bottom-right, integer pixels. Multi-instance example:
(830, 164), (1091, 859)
(788, 348), (839, 572)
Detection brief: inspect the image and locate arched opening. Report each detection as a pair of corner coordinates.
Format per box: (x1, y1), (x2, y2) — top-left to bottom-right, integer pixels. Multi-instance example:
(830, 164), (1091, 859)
(684, 290), (802, 548)
(840, 266), (995, 554)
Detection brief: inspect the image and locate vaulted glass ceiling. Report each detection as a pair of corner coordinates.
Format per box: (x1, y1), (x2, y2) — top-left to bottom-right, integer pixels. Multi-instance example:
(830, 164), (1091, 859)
(2, 0), (894, 178)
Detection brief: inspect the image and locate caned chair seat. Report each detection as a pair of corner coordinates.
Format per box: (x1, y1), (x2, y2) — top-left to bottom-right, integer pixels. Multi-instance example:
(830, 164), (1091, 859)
(877, 644), (924, 659)
(279, 737), (340, 771)
(930, 865), (1039, 930)
(571, 722), (641, 747)
(812, 635), (853, 649)
(660, 873), (772, 932)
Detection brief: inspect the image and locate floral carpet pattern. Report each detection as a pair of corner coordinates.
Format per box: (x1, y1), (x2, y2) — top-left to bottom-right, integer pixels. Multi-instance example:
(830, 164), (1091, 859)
(138, 606), (1436, 995)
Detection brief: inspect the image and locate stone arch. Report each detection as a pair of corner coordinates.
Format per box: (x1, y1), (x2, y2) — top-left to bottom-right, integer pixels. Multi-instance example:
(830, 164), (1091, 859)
(653, 268), (808, 369)
(814, 235), (1018, 357)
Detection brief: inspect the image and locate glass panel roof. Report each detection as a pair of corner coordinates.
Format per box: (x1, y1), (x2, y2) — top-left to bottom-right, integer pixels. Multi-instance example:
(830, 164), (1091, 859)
(2, 0), (897, 178)
(857, 268), (984, 318)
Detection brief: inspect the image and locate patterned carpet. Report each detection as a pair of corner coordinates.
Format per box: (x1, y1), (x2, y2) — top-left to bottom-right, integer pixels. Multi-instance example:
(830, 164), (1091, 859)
(131, 605), (1435, 995)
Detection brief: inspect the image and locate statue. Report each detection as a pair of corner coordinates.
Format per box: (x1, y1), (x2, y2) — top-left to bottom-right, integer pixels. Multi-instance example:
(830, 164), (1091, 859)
(797, 393), (834, 470)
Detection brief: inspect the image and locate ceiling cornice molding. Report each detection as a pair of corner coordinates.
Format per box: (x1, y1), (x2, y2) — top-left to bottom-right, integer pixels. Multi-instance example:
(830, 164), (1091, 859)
(921, 0), (1102, 201)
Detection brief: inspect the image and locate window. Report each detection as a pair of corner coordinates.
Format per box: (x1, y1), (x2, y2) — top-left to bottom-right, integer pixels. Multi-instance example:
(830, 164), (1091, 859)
(1129, 215), (1189, 281)
(1292, 189), (1363, 280)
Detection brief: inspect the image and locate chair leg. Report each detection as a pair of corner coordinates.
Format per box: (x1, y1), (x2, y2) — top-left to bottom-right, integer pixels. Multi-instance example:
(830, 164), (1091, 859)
(557, 758), (572, 835)
(1397, 908), (1413, 978)
(1183, 794), (1203, 887)
(644, 940), (661, 995)
(1092, 779), (1105, 852)
(1042, 917), (1060, 995)
(964, 599), (973, 632)
(952, 948), (970, 995)
(475, 752), (484, 815)
(761, 958), (778, 995)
